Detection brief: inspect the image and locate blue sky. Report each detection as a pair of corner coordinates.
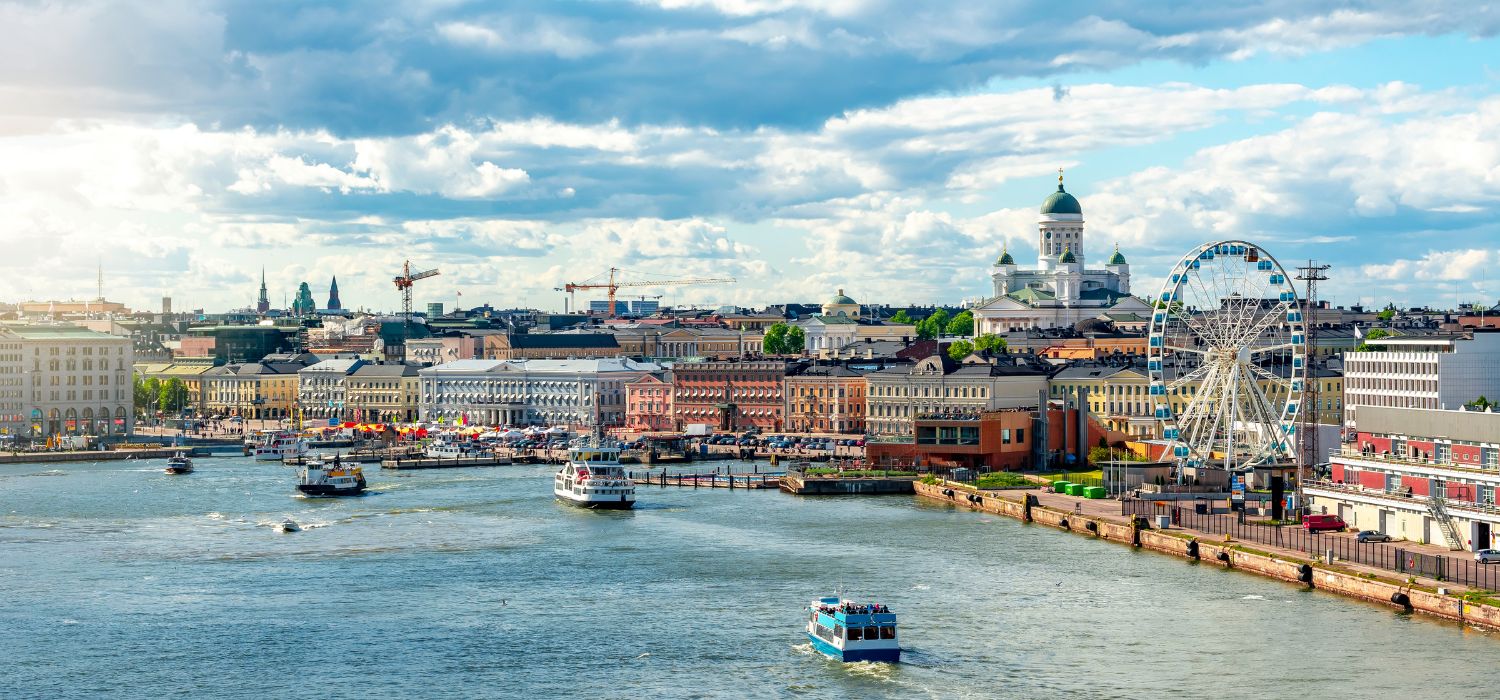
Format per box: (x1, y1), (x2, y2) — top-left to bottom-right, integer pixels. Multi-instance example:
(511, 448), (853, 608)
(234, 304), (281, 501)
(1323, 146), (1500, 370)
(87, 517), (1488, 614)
(3, 0), (1500, 313)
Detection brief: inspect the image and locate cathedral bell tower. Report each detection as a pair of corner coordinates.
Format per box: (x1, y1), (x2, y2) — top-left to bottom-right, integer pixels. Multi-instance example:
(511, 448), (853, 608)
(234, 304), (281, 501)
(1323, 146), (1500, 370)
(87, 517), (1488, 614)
(1038, 168), (1084, 270)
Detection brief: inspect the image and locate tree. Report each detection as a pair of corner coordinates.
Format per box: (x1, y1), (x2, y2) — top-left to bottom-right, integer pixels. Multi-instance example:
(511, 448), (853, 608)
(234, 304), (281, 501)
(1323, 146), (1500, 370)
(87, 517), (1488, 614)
(133, 375), (152, 415)
(974, 333), (1007, 354)
(784, 326), (806, 354)
(142, 377), (161, 414)
(945, 310), (974, 336)
(890, 309), (914, 325)
(1356, 327), (1391, 352)
(762, 323), (789, 355)
(1472, 396), (1492, 411)
(1376, 308), (1395, 322)
(158, 378), (189, 415)
(947, 339), (974, 361)
(916, 309), (951, 340)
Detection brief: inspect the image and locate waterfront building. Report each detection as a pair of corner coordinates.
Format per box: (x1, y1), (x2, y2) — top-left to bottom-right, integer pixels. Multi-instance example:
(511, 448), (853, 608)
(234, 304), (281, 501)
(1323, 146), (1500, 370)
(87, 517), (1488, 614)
(624, 374), (674, 432)
(670, 360), (787, 432)
(866, 403), (1116, 471)
(418, 358), (663, 428)
(971, 173), (1149, 333)
(483, 332), (620, 360)
(783, 364), (868, 434)
(344, 362), (421, 423)
(1049, 358), (1343, 438)
(606, 326), (762, 360)
(298, 358), (367, 422)
(135, 360), (215, 415)
(865, 355), (1050, 438)
(202, 358), (307, 420)
(1342, 330), (1500, 428)
(1307, 405), (1500, 551)
(0, 324), (134, 437)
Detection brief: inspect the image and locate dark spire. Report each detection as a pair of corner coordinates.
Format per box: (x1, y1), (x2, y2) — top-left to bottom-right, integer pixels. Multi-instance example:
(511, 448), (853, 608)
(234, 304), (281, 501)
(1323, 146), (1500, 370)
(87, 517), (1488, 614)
(327, 275), (342, 311)
(256, 266), (270, 314)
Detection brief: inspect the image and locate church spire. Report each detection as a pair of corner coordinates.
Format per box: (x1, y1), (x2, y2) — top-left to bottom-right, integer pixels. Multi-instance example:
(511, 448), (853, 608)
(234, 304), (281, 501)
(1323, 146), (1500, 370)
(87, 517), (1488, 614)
(256, 266), (270, 314)
(327, 275), (342, 311)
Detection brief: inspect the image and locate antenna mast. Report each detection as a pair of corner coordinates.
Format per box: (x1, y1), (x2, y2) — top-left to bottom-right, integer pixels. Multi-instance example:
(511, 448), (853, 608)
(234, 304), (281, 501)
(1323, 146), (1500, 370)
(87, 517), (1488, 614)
(1294, 260), (1331, 492)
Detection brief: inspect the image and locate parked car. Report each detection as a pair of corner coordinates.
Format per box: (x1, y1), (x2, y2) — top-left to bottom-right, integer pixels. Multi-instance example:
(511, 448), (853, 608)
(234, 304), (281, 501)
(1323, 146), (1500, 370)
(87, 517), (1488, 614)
(1477, 549), (1500, 564)
(1302, 514), (1348, 533)
(1356, 530), (1392, 543)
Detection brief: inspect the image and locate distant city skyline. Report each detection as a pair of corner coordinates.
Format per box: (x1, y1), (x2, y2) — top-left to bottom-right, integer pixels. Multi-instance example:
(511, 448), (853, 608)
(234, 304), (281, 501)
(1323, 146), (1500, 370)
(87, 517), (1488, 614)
(3, 3), (1500, 312)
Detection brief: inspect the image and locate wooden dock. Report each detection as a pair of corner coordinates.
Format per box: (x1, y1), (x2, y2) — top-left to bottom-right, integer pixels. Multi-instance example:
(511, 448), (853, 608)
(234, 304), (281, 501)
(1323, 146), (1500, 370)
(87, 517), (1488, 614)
(631, 472), (782, 489)
(380, 455), (515, 470)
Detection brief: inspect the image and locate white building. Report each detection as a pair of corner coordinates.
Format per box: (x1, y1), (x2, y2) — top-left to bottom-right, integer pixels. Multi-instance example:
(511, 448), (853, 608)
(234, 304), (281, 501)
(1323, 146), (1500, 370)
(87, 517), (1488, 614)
(0, 324), (134, 437)
(1307, 405), (1500, 551)
(972, 173), (1148, 332)
(298, 358), (367, 422)
(1342, 330), (1500, 427)
(419, 358), (664, 428)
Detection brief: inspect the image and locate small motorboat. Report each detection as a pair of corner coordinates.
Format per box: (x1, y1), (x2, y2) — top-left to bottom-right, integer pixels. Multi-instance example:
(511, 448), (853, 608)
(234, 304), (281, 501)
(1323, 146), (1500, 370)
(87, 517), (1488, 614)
(275, 518), (301, 533)
(164, 452), (194, 475)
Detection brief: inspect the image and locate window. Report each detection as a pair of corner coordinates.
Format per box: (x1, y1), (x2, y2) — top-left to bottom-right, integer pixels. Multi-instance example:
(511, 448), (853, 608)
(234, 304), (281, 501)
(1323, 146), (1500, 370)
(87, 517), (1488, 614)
(881, 626), (896, 639)
(848, 627), (862, 641)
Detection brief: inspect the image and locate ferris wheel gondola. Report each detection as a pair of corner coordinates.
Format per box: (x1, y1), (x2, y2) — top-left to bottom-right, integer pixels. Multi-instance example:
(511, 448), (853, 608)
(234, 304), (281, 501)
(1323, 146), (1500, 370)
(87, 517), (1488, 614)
(1147, 241), (1305, 471)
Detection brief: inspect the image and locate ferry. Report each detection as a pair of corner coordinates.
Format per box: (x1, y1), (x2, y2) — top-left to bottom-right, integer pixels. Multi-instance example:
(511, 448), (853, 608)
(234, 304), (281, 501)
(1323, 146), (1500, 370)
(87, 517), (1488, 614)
(164, 452), (194, 475)
(554, 438), (635, 510)
(805, 596), (900, 663)
(296, 455), (366, 497)
(425, 435), (490, 459)
(253, 431), (308, 462)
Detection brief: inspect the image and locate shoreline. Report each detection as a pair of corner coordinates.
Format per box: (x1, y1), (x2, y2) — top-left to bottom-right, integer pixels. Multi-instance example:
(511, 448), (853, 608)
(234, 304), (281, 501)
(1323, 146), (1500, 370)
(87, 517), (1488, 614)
(914, 480), (1500, 633)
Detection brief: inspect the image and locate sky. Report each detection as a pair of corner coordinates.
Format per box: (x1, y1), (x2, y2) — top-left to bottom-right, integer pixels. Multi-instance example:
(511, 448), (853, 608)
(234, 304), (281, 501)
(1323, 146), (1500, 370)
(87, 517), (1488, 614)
(4, 0), (1500, 314)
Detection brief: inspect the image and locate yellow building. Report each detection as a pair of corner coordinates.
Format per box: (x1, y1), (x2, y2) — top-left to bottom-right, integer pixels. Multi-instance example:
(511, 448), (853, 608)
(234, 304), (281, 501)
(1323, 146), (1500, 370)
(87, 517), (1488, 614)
(344, 363), (421, 423)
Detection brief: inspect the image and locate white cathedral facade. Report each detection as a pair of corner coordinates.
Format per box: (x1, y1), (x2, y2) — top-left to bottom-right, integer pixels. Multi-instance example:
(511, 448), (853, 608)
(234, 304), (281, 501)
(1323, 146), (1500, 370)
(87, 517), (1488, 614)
(972, 172), (1150, 333)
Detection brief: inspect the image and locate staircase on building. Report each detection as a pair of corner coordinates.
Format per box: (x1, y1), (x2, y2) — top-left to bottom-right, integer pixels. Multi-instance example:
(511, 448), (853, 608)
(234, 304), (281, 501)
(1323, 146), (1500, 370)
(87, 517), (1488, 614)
(1427, 496), (1467, 551)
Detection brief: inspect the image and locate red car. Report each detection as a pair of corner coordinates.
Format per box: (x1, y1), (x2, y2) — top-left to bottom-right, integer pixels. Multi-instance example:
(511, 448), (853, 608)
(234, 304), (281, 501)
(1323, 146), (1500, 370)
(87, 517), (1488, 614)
(1303, 514), (1348, 533)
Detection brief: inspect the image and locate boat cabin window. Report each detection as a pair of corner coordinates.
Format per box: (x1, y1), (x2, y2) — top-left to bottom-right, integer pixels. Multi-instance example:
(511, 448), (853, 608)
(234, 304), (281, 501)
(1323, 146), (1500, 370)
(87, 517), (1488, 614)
(864, 626), (878, 640)
(880, 626), (895, 639)
(847, 627), (862, 641)
(833, 624), (843, 638)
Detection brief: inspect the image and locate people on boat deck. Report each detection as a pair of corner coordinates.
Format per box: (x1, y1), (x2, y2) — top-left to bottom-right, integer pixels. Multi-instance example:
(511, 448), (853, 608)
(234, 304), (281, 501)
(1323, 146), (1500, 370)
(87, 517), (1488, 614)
(817, 603), (889, 615)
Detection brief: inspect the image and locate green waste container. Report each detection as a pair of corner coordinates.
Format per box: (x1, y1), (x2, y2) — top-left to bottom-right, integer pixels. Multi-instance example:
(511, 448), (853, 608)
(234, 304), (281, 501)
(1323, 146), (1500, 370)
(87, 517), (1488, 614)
(1084, 486), (1107, 499)
(1053, 480), (1071, 493)
(1066, 483), (1086, 496)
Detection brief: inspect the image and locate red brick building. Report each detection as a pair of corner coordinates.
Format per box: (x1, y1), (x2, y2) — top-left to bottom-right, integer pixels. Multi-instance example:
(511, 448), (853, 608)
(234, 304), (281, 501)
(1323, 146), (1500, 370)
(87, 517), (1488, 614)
(867, 406), (1118, 471)
(624, 374), (674, 432)
(671, 360), (787, 432)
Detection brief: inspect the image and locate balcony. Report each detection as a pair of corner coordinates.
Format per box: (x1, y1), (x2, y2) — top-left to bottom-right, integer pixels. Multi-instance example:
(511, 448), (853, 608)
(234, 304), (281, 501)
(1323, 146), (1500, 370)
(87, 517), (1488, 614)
(1336, 446), (1499, 477)
(1304, 478), (1500, 518)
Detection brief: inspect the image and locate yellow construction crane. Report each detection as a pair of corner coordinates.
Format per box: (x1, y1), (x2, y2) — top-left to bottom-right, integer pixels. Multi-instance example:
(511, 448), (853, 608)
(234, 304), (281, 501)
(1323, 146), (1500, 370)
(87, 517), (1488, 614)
(557, 267), (735, 317)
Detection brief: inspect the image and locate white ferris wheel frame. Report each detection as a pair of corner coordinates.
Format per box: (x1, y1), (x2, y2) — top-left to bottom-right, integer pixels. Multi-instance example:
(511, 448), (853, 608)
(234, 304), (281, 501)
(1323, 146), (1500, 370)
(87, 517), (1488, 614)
(1146, 240), (1306, 471)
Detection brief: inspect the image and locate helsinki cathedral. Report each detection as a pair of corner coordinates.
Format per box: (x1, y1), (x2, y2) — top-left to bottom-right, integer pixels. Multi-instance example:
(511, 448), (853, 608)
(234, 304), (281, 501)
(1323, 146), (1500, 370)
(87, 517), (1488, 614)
(971, 171), (1150, 333)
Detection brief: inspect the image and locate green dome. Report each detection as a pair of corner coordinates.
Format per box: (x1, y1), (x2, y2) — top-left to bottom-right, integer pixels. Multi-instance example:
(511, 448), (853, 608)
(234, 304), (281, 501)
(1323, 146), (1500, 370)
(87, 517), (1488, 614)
(1058, 246), (1077, 264)
(1107, 246), (1127, 265)
(996, 247), (1015, 265)
(827, 290), (857, 305)
(1041, 183), (1082, 215)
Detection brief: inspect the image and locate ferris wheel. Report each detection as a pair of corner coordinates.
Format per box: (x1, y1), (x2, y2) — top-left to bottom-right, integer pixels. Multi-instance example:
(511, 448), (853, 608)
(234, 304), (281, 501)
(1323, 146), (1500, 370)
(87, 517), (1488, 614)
(1147, 240), (1306, 471)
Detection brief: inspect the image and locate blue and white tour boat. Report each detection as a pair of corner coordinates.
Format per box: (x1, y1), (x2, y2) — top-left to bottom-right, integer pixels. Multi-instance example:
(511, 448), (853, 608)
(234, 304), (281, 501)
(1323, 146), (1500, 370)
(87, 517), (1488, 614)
(805, 596), (900, 663)
(554, 437), (635, 510)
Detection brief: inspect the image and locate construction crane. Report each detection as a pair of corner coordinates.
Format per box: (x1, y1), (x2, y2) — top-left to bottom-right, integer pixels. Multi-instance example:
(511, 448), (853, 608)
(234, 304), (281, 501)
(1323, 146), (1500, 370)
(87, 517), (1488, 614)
(394, 260), (440, 326)
(557, 267), (735, 317)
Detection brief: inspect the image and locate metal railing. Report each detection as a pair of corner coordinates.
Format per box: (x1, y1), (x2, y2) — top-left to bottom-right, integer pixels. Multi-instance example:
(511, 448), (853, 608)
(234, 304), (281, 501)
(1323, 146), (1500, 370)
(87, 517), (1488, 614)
(1123, 498), (1500, 590)
(1303, 479), (1500, 518)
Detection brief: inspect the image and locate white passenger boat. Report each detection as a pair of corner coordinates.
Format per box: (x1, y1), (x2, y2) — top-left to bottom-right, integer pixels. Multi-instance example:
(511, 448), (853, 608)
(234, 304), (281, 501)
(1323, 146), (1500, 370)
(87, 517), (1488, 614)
(425, 435), (490, 459)
(252, 432), (308, 462)
(554, 437), (634, 510)
(164, 452), (194, 475)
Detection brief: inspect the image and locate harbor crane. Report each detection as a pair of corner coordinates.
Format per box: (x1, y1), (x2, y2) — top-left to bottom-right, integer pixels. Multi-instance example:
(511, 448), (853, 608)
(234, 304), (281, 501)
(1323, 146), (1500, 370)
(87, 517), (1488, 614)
(394, 260), (440, 325)
(556, 267), (735, 317)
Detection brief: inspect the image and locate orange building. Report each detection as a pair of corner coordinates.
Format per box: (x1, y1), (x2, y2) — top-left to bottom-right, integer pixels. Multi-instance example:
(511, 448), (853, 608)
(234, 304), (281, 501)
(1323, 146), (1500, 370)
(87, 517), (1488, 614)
(866, 404), (1122, 471)
(783, 365), (867, 434)
(624, 375), (674, 432)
